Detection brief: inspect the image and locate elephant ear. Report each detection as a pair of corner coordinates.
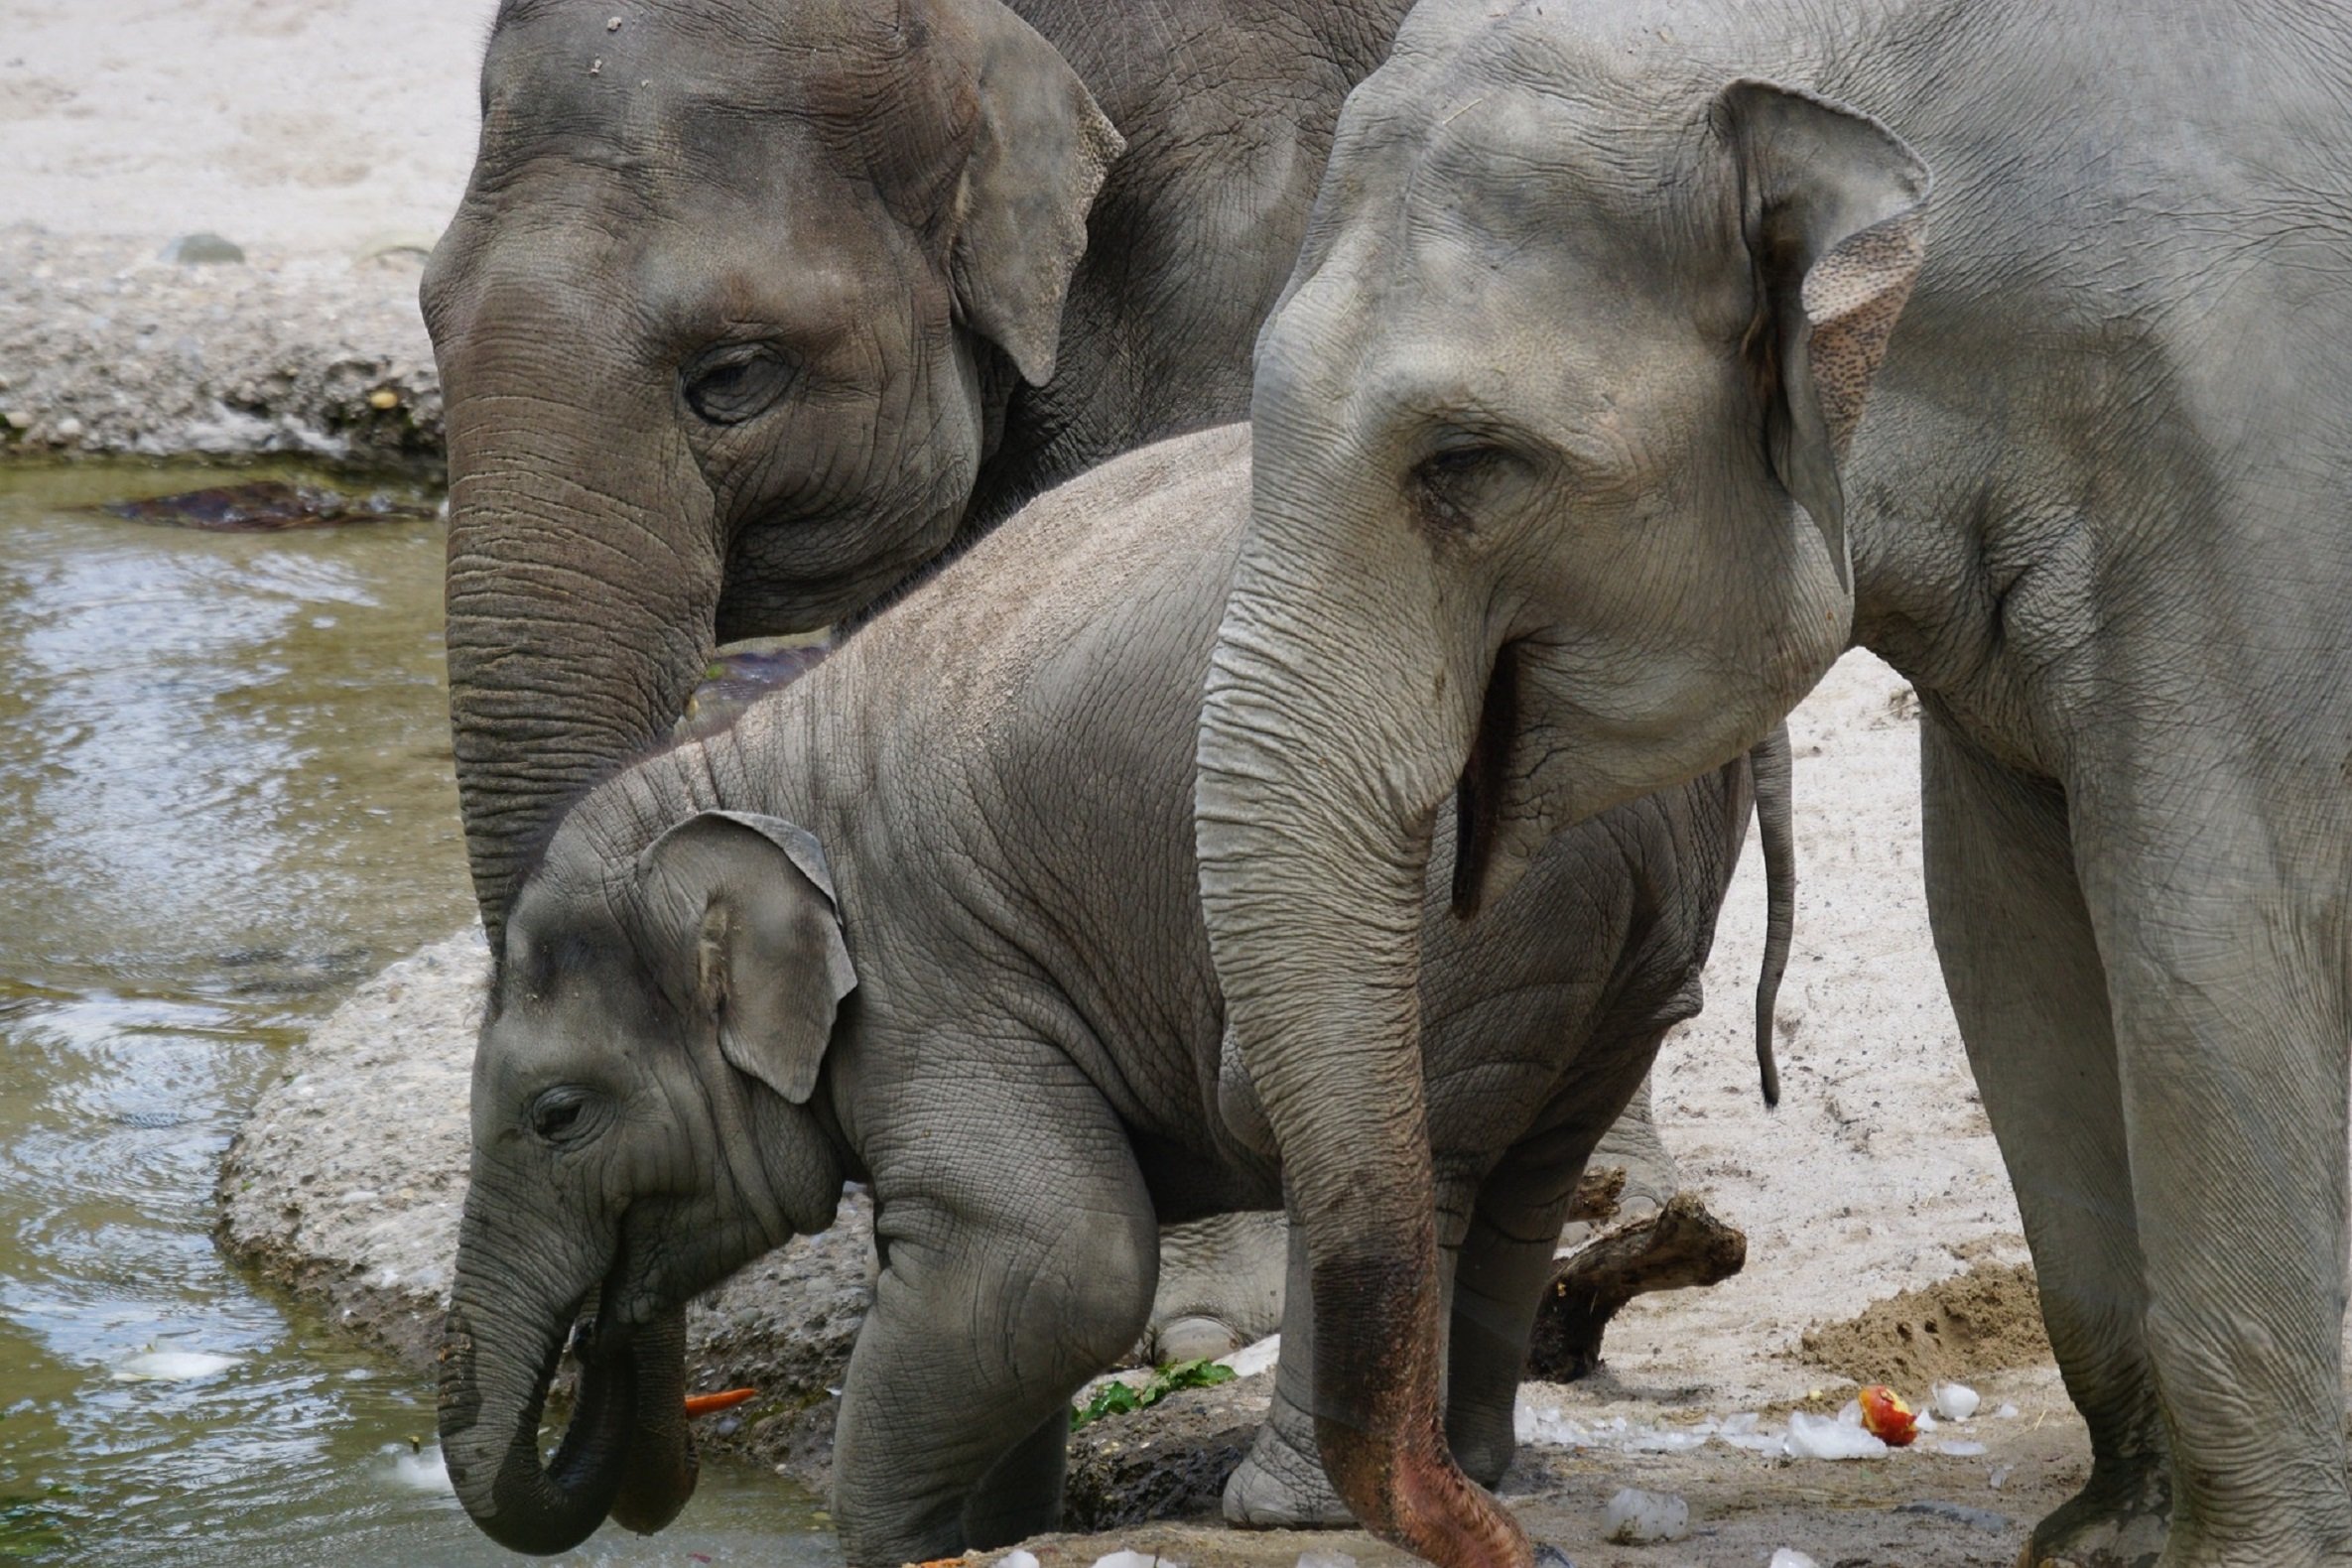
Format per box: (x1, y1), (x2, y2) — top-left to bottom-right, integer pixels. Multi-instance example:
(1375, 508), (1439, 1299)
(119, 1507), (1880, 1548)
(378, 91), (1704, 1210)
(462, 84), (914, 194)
(637, 811), (856, 1106)
(1716, 79), (1930, 589)
(939, 0), (1125, 387)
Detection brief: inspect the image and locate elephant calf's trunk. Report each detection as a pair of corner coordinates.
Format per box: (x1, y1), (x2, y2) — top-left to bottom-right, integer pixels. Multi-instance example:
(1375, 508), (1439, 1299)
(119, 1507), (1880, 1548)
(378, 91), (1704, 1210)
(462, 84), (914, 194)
(440, 1295), (647, 1555)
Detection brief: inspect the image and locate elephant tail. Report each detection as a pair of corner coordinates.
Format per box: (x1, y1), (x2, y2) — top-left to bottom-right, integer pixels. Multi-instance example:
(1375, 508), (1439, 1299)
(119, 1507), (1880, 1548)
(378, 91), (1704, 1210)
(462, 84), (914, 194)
(1750, 722), (1796, 1109)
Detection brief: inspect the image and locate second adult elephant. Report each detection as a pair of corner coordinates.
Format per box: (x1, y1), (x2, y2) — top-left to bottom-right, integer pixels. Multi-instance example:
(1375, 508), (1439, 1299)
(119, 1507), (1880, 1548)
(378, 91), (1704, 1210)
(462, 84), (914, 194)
(1196, 3), (2352, 1565)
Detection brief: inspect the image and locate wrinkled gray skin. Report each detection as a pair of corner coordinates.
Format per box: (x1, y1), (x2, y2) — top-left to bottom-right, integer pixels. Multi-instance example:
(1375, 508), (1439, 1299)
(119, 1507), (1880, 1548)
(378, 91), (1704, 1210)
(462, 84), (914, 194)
(438, 427), (1763, 1565)
(1195, 3), (2352, 1566)
(425, 0), (1417, 952)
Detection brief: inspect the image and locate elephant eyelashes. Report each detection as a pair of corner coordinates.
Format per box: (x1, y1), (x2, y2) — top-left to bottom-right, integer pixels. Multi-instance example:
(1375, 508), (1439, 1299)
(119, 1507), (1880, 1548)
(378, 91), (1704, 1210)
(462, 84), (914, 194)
(680, 343), (794, 426)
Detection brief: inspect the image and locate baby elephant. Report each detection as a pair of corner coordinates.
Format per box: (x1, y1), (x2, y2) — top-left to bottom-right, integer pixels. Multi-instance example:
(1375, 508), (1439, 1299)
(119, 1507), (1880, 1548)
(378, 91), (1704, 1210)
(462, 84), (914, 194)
(437, 424), (1763, 1566)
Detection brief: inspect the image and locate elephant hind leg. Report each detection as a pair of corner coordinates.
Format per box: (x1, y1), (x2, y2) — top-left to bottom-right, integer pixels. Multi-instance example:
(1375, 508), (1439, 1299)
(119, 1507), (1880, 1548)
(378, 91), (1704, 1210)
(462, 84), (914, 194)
(1921, 716), (2168, 1567)
(1447, 1045), (1657, 1487)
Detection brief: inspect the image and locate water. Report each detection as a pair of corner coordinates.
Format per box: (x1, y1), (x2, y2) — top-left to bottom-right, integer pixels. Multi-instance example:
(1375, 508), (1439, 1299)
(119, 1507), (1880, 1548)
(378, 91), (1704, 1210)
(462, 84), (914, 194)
(0, 463), (838, 1566)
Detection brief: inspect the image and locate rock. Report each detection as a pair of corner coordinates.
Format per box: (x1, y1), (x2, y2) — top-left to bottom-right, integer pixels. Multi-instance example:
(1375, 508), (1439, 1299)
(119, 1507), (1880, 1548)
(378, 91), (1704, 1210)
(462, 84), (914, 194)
(100, 478), (433, 531)
(1063, 1371), (1267, 1531)
(1893, 1500), (2011, 1533)
(160, 231), (247, 265)
(1, 229), (443, 466)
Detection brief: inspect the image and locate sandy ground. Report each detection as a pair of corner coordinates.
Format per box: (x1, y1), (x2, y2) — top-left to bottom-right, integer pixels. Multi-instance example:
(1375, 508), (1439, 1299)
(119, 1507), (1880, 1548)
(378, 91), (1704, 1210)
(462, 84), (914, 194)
(0, 1), (489, 462)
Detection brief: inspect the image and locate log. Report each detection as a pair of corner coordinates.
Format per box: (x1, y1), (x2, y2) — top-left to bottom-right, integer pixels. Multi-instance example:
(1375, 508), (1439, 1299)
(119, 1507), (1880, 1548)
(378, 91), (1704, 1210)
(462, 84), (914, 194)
(1526, 1192), (1747, 1381)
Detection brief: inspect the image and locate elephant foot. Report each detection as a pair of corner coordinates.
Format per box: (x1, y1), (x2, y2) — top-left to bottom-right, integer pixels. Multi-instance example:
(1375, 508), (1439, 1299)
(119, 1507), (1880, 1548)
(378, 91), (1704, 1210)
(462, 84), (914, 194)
(2018, 1469), (2169, 1568)
(1223, 1406), (1352, 1528)
(1151, 1314), (1246, 1364)
(1142, 1211), (1286, 1366)
(1526, 1193), (1745, 1380)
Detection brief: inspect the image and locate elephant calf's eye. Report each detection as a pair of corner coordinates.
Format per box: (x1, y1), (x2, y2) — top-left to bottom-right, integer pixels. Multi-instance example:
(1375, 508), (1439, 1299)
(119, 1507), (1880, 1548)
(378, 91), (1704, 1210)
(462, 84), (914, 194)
(681, 343), (793, 426)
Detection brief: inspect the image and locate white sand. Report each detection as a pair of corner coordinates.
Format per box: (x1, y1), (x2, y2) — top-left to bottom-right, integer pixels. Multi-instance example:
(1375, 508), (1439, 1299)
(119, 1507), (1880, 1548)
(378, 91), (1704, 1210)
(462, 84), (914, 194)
(2, 0), (485, 254)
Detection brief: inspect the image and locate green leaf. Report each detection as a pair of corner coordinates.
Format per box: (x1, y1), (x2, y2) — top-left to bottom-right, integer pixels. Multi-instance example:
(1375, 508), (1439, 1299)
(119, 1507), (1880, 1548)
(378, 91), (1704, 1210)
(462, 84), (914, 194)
(1068, 1357), (1239, 1431)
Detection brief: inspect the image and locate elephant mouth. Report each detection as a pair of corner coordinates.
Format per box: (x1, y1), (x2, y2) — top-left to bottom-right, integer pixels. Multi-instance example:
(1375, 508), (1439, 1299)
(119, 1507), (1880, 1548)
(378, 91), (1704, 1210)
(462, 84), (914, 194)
(457, 1279), (699, 1555)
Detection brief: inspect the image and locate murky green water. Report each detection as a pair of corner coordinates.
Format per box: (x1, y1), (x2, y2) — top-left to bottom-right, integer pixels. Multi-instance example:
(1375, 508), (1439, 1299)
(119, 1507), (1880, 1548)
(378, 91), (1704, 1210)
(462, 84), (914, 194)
(0, 463), (838, 1566)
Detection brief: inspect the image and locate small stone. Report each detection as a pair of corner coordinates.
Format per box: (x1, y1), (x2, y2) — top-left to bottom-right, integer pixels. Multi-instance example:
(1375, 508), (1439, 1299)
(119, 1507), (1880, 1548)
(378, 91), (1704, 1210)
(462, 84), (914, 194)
(588, 57), (602, 74)
(160, 232), (246, 265)
(367, 388), (400, 410)
(52, 416), (83, 443)
(606, 13), (622, 28)
(4, 411), (29, 431)
(1895, 1500), (2011, 1533)
(1603, 1487), (1689, 1543)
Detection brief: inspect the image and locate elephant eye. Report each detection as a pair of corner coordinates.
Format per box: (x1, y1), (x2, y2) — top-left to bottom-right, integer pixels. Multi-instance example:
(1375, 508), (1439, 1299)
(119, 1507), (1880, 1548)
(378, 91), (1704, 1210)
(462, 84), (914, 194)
(528, 1087), (595, 1145)
(1410, 440), (1516, 537)
(681, 342), (793, 426)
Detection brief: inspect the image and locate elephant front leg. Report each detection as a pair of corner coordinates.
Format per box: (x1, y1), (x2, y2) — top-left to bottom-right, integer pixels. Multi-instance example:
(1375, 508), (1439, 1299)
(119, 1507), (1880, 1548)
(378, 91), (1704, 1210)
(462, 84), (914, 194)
(830, 1073), (1159, 1567)
(1225, 1180), (1473, 1529)
(1922, 717), (2172, 1568)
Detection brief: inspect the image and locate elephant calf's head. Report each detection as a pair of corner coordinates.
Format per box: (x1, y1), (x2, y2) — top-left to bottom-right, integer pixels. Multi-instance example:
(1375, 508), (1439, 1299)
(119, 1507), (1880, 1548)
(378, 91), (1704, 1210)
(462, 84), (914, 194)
(439, 806), (855, 1555)
(423, 0), (1123, 944)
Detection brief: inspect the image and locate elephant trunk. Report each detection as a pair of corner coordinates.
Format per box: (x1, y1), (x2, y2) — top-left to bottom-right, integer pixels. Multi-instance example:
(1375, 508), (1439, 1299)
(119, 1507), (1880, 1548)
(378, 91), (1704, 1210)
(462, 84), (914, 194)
(1194, 423), (1527, 1568)
(438, 1205), (699, 1552)
(442, 393), (723, 953)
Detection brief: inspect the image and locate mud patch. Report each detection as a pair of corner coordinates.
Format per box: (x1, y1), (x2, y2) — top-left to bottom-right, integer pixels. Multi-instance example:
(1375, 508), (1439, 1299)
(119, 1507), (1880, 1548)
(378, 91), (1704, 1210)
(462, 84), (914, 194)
(1798, 1261), (2051, 1389)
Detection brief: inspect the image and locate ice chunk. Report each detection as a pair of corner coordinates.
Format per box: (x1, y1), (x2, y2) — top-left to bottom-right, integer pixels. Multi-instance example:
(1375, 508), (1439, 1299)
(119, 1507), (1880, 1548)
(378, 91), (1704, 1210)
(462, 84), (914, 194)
(1931, 1439), (1989, 1457)
(1716, 1412), (1786, 1455)
(1294, 1553), (1358, 1568)
(1784, 1408), (1889, 1460)
(1768, 1552), (1820, 1568)
(1931, 1379), (1981, 1421)
(1091, 1553), (1181, 1568)
(1218, 1335), (1280, 1379)
(994, 1552), (1040, 1568)
(111, 1350), (242, 1382)
(1603, 1488), (1689, 1544)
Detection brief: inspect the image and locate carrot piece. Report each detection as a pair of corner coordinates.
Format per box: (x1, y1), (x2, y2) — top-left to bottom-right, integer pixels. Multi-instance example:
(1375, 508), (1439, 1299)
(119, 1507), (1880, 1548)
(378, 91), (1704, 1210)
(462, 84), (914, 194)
(683, 1386), (757, 1418)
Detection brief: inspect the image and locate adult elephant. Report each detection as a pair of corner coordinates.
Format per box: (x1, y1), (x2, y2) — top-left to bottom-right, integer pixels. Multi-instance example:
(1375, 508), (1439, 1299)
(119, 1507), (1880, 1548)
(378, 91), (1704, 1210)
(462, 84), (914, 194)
(1195, 3), (2352, 1567)
(423, 0), (1416, 949)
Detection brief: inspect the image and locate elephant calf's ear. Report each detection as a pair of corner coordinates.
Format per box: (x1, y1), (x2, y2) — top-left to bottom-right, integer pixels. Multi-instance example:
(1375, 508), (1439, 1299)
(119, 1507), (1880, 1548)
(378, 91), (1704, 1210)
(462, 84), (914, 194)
(638, 812), (856, 1106)
(941, 0), (1125, 386)
(1716, 79), (1930, 588)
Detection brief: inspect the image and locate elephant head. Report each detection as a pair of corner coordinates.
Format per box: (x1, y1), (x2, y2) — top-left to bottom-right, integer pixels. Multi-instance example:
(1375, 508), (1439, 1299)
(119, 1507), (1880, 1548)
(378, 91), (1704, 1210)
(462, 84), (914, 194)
(439, 807), (855, 1553)
(423, 0), (1121, 949)
(1193, 10), (1927, 1563)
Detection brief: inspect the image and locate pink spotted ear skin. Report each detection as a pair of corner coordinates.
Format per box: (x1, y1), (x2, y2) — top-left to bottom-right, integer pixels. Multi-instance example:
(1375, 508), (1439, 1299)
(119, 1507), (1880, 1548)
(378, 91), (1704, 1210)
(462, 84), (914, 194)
(1804, 208), (1929, 457)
